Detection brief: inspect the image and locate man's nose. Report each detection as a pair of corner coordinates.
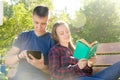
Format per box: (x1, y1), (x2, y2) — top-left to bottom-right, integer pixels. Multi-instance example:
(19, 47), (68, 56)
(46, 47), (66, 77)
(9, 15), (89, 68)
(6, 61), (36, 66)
(38, 24), (42, 28)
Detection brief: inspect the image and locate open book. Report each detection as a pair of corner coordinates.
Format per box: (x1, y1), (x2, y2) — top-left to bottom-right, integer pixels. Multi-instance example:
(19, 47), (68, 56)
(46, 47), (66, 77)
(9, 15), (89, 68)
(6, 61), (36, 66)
(73, 39), (98, 60)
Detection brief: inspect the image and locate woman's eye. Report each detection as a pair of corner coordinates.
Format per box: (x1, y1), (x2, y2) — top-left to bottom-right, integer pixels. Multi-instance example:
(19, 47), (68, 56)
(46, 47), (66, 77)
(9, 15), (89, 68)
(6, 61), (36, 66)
(60, 33), (64, 35)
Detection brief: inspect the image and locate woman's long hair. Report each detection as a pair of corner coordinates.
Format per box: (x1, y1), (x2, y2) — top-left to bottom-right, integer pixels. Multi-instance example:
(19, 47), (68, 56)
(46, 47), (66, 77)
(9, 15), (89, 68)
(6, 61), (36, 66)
(51, 21), (75, 52)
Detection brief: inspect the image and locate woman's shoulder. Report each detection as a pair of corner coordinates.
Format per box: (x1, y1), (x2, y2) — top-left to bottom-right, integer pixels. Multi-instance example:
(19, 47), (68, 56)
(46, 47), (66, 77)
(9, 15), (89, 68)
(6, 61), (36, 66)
(50, 44), (60, 49)
(49, 44), (61, 56)
(49, 44), (61, 52)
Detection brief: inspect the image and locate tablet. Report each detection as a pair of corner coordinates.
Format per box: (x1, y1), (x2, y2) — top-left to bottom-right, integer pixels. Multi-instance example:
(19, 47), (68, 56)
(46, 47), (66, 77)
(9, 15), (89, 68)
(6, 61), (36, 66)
(27, 50), (41, 59)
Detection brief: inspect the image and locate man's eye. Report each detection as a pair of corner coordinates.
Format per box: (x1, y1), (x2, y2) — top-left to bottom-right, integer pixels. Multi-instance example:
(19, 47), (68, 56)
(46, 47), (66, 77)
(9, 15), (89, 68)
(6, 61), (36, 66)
(35, 22), (39, 24)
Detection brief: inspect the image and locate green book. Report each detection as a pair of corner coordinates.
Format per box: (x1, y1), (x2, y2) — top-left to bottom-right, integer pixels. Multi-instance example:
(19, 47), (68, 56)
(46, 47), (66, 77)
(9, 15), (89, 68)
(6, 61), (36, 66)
(73, 40), (98, 60)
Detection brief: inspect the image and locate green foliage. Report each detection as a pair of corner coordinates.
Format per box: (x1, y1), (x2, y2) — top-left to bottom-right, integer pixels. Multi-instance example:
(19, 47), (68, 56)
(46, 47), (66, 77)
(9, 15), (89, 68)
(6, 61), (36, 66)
(2, 0), (120, 58)
(48, 10), (71, 31)
(0, 3), (32, 49)
(4, 2), (13, 18)
(0, 0), (71, 57)
(72, 0), (120, 43)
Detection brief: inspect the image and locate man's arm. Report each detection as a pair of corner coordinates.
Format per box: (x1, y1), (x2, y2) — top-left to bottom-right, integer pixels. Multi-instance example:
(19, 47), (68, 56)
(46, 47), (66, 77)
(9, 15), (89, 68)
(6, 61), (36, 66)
(5, 46), (20, 66)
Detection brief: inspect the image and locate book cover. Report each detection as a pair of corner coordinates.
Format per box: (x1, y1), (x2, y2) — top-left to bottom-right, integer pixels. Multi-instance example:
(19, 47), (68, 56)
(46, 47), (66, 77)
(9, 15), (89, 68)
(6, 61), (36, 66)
(73, 40), (98, 60)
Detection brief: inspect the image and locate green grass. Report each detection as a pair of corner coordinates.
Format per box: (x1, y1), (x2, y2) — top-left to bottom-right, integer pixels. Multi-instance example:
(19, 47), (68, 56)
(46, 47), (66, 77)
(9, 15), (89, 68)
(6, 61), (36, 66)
(0, 72), (7, 80)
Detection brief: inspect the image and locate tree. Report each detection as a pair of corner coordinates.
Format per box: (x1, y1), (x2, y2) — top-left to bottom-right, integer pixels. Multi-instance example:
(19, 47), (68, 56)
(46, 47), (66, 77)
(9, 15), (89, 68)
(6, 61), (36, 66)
(72, 0), (120, 43)
(0, 0), (54, 49)
(4, 2), (13, 18)
(0, 0), (71, 50)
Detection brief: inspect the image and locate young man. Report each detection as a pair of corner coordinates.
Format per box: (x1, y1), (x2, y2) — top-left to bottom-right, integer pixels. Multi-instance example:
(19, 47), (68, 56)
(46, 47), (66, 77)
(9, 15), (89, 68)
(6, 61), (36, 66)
(5, 5), (55, 80)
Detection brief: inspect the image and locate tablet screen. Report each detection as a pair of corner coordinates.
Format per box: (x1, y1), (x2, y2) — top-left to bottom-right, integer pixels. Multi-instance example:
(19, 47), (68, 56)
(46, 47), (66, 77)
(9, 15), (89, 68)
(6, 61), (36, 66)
(27, 50), (41, 59)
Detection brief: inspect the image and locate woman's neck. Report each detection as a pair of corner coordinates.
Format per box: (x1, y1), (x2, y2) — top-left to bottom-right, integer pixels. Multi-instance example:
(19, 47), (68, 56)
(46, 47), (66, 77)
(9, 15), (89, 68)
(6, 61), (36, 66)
(60, 42), (69, 48)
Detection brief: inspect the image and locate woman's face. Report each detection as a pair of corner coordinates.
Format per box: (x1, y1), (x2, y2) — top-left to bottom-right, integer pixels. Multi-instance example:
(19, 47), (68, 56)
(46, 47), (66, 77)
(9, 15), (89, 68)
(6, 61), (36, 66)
(56, 24), (71, 44)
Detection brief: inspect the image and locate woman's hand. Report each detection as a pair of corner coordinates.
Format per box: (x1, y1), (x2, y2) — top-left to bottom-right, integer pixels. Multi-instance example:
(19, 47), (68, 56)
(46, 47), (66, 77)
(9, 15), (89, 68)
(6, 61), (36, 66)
(88, 55), (97, 67)
(77, 59), (87, 69)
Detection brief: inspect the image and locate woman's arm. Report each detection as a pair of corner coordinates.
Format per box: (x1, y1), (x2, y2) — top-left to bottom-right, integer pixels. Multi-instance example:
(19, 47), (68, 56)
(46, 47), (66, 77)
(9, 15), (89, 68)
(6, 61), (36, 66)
(48, 49), (93, 78)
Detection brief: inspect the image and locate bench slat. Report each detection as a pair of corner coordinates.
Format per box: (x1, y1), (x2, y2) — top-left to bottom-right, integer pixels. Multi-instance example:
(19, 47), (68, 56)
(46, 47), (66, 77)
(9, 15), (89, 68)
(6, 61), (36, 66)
(96, 42), (120, 54)
(91, 42), (120, 79)
(94, 55), (120, 65)
(93, 67), (108, 74)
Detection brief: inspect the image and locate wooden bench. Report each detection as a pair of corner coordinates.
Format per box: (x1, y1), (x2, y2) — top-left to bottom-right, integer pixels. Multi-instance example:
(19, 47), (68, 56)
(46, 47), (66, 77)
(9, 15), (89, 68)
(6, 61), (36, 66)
(93, 42), (120, 74)
(6, 42), (120, 79)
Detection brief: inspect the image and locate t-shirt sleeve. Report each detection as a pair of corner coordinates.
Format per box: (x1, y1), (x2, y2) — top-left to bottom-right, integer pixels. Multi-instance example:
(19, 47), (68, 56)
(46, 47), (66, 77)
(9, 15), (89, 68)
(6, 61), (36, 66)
(44, 38), (56, 65)
(13, 33), (24, 48)
(50, 37), (56, 47)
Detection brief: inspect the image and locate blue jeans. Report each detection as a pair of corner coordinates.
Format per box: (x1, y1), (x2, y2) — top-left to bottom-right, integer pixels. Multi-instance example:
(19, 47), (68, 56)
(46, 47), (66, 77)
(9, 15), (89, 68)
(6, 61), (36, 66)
(75, 61), (120, 80)
(75, 76), (103, 80)
(0, 64), (6, 75)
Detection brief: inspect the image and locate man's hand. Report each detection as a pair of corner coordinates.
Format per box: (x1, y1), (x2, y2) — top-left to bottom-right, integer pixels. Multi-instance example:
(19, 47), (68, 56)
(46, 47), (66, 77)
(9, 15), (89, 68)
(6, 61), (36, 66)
(18, 50), (27, 59)
(26, 54), (49, 74)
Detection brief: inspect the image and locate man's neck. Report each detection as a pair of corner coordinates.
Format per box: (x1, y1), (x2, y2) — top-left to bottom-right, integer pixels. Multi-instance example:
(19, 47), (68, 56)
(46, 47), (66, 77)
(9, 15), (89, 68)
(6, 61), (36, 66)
(34, 31), (46, 36)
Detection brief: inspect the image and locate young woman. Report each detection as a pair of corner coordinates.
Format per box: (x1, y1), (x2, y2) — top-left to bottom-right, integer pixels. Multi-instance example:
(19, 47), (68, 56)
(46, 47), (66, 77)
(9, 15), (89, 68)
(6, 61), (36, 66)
(48, 21), (120, 80)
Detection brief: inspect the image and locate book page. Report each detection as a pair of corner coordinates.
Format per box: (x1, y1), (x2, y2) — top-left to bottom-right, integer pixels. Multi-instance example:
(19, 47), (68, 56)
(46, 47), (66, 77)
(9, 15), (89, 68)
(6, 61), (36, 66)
(88, 42), (98, 59)
(80, 38), (91, 47)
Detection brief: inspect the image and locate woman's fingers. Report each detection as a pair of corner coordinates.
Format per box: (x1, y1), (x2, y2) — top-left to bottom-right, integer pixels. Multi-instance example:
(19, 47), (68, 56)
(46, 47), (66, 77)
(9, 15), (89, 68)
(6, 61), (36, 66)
(78, 59), (87, 69)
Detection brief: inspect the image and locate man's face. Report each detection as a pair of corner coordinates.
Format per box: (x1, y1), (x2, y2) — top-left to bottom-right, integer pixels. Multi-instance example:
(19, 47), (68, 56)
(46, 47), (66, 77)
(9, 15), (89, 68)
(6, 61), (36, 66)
(32, 14), (49, 35)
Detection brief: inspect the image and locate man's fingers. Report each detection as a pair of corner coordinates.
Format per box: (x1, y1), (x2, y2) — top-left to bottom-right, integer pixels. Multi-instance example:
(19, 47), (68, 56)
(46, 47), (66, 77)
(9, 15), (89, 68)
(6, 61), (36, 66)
(28, 54), (36, 60)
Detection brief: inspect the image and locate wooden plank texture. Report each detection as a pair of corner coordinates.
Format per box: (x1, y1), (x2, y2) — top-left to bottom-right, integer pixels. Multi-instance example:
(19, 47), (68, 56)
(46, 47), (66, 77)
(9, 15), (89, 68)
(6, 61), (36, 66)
(93, 67), (108, 74)
(96, 42), (120, 54)
(94, 55), (120, 65)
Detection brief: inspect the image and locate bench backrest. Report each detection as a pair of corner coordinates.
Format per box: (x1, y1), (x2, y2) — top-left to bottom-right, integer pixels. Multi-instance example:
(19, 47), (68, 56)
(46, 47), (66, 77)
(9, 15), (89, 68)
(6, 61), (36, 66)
(93, 42), (120, 74)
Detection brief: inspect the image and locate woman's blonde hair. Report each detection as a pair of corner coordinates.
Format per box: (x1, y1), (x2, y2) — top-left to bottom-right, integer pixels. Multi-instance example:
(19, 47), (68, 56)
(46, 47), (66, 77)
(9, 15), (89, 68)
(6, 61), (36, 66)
(52, 21), (75, 52)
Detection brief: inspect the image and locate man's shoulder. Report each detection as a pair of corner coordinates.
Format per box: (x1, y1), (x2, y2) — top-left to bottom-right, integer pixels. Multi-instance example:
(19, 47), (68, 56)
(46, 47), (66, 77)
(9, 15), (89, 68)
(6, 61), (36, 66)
(20, 30), (33, 36)
(17, 30), (33, 40)
(43, 32), (53, 39)
(44, 32), (51, 36)
(21, 30), (33, 35)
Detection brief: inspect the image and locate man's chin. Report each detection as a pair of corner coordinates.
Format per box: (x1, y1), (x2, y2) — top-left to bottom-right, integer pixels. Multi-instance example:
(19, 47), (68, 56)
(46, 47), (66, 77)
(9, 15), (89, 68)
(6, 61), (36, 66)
(37, 31), (46, 35)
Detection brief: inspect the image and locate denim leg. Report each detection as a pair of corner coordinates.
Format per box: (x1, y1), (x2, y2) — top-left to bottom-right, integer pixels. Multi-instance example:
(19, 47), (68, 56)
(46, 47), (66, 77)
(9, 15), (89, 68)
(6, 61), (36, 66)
(92, 61), (120, 80)
(74, 76), (104, 80)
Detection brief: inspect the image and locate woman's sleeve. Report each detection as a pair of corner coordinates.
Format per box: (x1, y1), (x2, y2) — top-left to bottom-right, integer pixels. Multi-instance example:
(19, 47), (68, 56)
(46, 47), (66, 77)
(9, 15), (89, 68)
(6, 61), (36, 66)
(48, 48), (93, 78)
(68, 56), (93, 76)
(69, 56), (78, 65)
